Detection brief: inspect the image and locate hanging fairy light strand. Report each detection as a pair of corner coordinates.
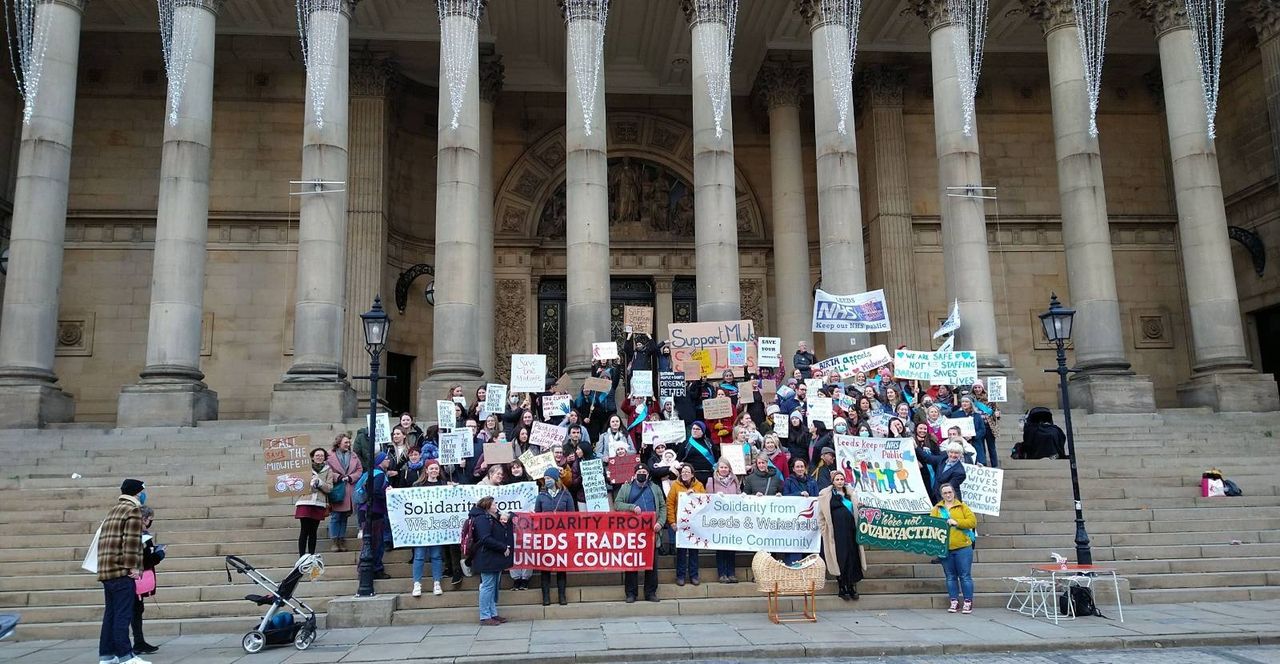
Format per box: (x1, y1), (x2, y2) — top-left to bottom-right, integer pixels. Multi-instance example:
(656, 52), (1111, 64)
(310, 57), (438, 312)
(157, 0), (199, 127)
(2, 0), (53, 124)
(691, 0), (739, 138)
(1071, 0), (1109, 137)
(818, 0), (863, 136)
(295, 0), (344, 129)
(563, 0), (609, 136)
(945, 0), (989, 136)
(437, 0), (483, 130)
(1185, 0), (1224, 139)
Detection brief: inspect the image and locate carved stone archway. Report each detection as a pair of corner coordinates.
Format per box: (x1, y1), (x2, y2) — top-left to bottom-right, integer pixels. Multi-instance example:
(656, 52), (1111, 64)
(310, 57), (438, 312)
(494, 112), (765, 242)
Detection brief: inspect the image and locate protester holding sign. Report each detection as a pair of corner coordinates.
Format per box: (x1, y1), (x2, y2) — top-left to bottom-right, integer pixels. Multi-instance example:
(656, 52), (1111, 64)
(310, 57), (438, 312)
(931, 484), (978, 614)
(676, 421), (717, 484)
(294, 448), (334, 557)
(409, 461), (450, 598)
(666, 464), (706, 586)
(614, 464), (667, 603)
(705, 460), (742, 583)
(534, 469), (576, 606)
(922, 441), (969, 501)
(470, 497), (515, 626)
(326, 433), (362, 553)
(817, 470), (865, 601)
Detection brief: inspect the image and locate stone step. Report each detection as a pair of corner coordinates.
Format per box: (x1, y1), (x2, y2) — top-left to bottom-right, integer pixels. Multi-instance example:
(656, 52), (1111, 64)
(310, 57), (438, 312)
(1129, 585), (1280, 604)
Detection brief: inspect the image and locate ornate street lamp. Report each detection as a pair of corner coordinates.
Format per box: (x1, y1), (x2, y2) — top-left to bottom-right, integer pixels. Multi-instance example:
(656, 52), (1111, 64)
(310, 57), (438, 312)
(356, 295), (389, 597)
(1038, 293), (1092, 565)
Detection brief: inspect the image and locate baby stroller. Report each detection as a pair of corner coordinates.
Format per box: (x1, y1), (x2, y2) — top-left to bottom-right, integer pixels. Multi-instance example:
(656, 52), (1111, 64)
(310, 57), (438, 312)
(225, 554), (323, 653)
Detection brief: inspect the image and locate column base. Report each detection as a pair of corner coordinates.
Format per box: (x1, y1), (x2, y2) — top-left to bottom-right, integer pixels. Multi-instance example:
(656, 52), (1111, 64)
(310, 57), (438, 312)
(0, 382), (75, 428)
(325, 594), (397, 628)
(117, 380), (219, 427)
(269, 380), (357, 424)
(1067, 371), (1157, 414)
(1176, 370), (1280, 413)
(417, 374), (484, 422)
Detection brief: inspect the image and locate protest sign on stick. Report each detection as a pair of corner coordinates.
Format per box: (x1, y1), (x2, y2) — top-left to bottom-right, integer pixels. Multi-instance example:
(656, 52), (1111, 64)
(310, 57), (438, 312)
(583, 376), (612, 393)
(893, 349), (934, 381)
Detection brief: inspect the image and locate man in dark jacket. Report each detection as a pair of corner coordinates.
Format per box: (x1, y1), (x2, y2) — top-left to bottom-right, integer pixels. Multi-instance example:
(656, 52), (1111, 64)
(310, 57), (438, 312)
(98, 479), (145, 664)
(358, 454), (392, 580)
(793, 341), (817, 379)
(614, 465), (667, 603)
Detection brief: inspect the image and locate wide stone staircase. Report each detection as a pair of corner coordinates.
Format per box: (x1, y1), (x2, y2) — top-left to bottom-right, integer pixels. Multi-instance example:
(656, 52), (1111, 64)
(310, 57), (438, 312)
(0, 409), (1277, 640)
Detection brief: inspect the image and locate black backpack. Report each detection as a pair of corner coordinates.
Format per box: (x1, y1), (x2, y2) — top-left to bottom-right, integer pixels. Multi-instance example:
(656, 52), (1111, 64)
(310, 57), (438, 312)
(1223, 479), (1244, 497)
(1059, 585), (1106, 618)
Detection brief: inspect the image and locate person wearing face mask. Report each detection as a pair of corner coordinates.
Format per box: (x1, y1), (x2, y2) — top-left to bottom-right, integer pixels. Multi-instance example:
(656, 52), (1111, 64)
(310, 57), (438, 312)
(614, 463), (667, 603)
(97, 479), (146, 664)
(534, 468), (576, 606)
(817, 470), (865, 601)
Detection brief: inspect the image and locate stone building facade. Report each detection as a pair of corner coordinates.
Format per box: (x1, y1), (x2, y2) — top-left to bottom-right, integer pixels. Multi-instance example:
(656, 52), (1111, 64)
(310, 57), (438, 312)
(0, 0), (1277, 427)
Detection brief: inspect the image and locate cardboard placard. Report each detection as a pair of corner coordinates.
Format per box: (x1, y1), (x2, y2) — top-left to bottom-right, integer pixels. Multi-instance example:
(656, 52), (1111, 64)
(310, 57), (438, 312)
(761, 379), (777, 401)
(263, 435), (310, 498)
(702, 397), (733, 420)
(606, 454), (642, 485)
(659, 371), (686, 398)
(510, 354), (547, 392)
(737, 381), (755, 404)
(682, 361), (702, 377)
(552, 373), (574, 394)
(583, 376), (612, 393)
(623, 305), (654, 335)
(483, 441), (516, 465)
(592, 342), (619, 361)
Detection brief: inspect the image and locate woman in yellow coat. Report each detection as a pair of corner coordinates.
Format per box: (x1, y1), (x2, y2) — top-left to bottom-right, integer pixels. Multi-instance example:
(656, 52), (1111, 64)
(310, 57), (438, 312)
(931, 483), (978, 613)
(817, 469), (865, 600)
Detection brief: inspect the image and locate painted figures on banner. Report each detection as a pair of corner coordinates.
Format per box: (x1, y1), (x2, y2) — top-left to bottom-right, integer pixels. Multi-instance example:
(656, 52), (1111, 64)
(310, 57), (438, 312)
(834, 435), (934, 513)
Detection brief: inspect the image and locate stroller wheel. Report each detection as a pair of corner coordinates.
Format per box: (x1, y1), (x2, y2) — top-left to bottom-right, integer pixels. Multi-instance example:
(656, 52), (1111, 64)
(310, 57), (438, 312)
(242, 630), (266, 654)
(294, 626), (316, 650)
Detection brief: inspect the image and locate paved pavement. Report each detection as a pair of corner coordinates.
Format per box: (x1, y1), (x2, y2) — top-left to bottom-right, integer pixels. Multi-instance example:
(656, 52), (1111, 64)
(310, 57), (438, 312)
(2, 600), (1278, 663)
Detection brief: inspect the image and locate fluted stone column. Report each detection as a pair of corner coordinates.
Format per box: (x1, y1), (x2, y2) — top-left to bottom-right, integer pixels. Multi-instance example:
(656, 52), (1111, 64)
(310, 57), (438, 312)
(117, 0), (222, 427)
(755, 59), (812, 355)
(862, 64), (923, 350)
(1023, 0), (1157, 413)
(477, 54), (502, 379)
(270, 0), (356, 423)
(563, 4), (611, 377)
(0, 0), (84, 428)
(797, 1), (868, 354)
(1247, 1), (1280, 186)
(911, 0), (1023, 412)
(684, 1), (741, 322)
(417, 1), (486, 416)
(1134, 0), (1280, 411)
(341, 57), (394, 406)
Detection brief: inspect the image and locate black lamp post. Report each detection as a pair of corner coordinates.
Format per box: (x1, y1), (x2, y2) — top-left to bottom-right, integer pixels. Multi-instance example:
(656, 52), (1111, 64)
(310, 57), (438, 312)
(356, 296), (389, 597)
(1038, 293), (1093, 566)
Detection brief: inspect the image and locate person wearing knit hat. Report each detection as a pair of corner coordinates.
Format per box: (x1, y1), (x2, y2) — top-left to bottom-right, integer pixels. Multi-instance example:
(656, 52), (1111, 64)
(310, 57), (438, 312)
(358, 453), (392, 581)
(534, 466), (575, 606)
(97, 479), (145, 664)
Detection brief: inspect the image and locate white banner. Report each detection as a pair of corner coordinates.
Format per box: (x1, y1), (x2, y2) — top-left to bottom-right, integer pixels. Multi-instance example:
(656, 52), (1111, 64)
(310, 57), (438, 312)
(580, 458), (610, 512)
(510, 354), (547, 393)
(814, 345), (892, 378)
(674, 493), (821, 553)
(631, 371), (654, 397)
(930, 351), (976, 386)
(387, 483), (539, 547)
(812, 288), (891, 333)
(481, 383), (507, 420)
(757, 337), (781, 367)
(933, 299), (960, 339)
(834, 435), (934, 513)
(437, 430), (473, 466)
(987, 376), (1007, 403)
(961, 463), (1004, 516)
(642, 420), (685, 447)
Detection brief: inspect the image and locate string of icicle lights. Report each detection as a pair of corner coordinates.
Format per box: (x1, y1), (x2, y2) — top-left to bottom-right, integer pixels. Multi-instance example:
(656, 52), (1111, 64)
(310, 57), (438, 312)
(945, 0), (988, 137)
(1185, 0), (1224, 139)
(1071, 0), (1109, 137)
(2, 0), (52, 125)
(158, 0), (199, 127)
(690, 0), (738, 139)
(563, 0), (609, 137)
(295, 0), (343, 129)
(437, 0), (484, 130)
(818, 0), (862, 136)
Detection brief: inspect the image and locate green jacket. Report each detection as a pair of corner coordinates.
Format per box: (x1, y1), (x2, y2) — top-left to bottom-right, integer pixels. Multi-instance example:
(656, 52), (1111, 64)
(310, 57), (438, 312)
(613, 480), (668, 528)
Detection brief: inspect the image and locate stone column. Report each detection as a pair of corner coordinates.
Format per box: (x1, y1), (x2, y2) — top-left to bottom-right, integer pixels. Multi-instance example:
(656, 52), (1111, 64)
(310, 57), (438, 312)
(684, 1), (741, 322)
(755, 59), (812, 355)
(862, 64), (923, 350)
(562, 4), (611, 377)
(417, 1), (486, 416)
(0, 0), (85, 428)
(1134, 0), (1280, 411)
(910, 0), (1023, 411)
(1021, 0), (1157, 413)
(1247, 1), (1280, 188)
(477, 54), (503, 379)
(117, 0), (222, 427)
(654, 276), (675, 340)
(341, 57), (395, 405)
(270, 1), (356, 423)
(797, 1), (868, 354)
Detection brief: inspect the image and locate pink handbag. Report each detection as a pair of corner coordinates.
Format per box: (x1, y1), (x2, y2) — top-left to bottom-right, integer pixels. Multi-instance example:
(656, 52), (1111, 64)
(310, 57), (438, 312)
(135, 569), (156, 596)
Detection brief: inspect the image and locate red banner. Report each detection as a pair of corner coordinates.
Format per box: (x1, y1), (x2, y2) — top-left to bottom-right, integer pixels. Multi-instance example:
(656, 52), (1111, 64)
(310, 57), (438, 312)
(511, 511), (655, 572)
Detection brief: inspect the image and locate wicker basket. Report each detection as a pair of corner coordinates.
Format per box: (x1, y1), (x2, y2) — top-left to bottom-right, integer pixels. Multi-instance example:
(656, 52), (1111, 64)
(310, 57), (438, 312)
(751, 550), (827, 594)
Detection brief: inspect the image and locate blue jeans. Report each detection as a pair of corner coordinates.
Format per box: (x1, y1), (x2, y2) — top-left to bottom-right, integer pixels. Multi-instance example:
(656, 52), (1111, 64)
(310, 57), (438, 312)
(412, 545), (443, 584)
(675, 547), (699, 581)
(942, 545), (974, 601)
(975, 434), (999, 468)
(479, 572), (501, 620)
(715, 550), (736, 578)
(329, 510), (351, 539)
(99, 576), (135, 660)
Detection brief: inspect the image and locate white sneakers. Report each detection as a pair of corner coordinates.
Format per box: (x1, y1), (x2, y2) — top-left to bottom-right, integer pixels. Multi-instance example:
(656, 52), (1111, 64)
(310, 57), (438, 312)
(412, 582), (422, 597)
(433, 581), (443, 595)
(102, 657), (150, 664)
